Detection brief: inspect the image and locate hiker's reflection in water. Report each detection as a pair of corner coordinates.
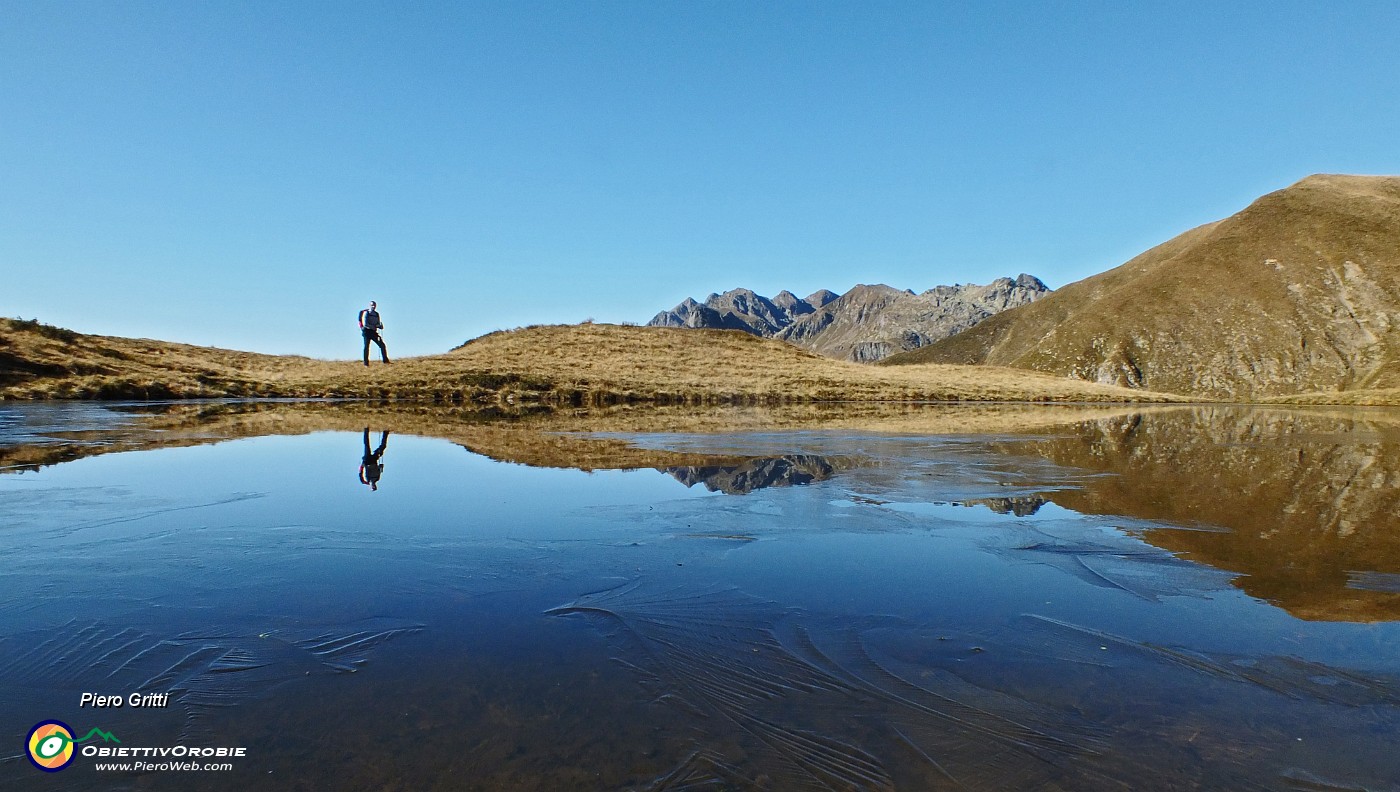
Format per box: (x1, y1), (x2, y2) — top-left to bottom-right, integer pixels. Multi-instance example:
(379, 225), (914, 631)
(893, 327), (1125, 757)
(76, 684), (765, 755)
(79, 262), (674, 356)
(359, 428), (389, 490)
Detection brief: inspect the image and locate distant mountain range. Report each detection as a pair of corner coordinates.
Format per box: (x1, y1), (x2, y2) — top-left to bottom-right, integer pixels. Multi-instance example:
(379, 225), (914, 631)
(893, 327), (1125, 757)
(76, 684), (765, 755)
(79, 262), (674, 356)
(883, 174), (1400, 400)
(648, 274), (1050, 362)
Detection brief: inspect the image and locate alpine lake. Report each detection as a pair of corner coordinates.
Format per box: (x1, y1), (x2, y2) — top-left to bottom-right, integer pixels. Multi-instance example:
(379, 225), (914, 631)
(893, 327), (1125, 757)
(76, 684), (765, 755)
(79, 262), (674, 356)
(2, 400), (1398, 791)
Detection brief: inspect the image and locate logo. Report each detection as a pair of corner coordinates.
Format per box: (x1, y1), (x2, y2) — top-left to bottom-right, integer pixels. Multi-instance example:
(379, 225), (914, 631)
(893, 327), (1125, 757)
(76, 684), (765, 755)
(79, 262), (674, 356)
(26, 721), (120, 772)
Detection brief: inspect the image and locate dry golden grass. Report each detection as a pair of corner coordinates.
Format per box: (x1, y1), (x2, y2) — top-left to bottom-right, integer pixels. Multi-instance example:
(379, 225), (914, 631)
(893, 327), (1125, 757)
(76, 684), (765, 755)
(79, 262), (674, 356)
(440, 324), (1184, 403)
(886, 174), (1400, 401)
(0, 317), (321, 399)
(0, 318), (1186, 404)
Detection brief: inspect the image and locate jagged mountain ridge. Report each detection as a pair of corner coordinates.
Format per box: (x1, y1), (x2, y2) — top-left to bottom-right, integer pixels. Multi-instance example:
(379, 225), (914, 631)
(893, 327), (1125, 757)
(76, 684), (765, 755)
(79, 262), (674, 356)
(648, 275), (1049, 362)
(882, 175), (1400, 399)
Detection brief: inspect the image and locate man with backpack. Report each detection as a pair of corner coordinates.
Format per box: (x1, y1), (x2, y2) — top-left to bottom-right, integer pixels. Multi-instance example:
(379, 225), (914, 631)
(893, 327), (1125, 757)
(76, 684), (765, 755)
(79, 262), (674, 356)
(358, 301), (390, 366)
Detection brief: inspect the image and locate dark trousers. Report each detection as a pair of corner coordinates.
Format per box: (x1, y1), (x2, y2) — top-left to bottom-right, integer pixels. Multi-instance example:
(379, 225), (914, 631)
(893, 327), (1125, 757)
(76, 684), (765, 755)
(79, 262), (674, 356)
(362, 329), (388, 364)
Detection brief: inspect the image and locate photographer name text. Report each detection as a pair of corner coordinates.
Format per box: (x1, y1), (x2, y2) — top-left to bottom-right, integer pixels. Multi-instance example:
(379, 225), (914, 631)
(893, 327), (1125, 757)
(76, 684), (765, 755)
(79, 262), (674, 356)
(79, 692), (171, 708)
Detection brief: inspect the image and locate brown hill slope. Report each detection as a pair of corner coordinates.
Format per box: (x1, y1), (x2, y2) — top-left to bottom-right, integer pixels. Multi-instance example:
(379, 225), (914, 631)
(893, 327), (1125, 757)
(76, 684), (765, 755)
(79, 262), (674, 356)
(882, 175), (1400, 400)
(0, 317), (317, 398)
(0, 318), (1181, 403)
(442, 324), (1178, 402)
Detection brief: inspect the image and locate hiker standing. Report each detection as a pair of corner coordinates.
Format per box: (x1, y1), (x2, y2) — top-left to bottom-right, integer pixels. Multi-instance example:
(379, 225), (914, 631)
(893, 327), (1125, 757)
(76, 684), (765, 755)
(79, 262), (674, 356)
(358, 301), (390, 366)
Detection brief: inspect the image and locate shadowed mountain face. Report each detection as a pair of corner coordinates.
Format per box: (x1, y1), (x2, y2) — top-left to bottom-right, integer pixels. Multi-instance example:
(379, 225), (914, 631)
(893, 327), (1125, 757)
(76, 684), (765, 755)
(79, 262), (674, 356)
(990, 407), (1400, 621)
(648, 275), (1049, 362)
(886, 175), (1400, 399)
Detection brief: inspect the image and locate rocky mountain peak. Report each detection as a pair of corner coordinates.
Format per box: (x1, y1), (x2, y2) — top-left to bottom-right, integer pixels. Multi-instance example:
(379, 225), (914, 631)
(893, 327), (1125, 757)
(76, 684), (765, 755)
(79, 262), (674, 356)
(648, 275), (1051, 362)
(1015, 273), (1047, 291)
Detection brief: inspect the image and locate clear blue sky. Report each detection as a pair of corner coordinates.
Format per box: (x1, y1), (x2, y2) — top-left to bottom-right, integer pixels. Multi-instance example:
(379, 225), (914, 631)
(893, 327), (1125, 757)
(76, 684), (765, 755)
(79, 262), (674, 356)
(4, 1), (1398, 359)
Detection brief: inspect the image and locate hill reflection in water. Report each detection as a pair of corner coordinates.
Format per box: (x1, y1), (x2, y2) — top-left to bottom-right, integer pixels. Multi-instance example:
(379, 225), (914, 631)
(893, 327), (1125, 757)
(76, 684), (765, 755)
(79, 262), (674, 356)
(6, 400), (1395, 622)
(987, 406), (1400, 622)
(2, 400), (1400, 790)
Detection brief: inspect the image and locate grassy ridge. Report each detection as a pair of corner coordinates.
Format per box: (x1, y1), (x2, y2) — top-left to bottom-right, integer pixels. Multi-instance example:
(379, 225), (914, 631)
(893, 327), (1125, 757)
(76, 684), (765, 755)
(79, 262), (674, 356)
(882, 174), (1400, 403)
(0, 318), (1184, 404)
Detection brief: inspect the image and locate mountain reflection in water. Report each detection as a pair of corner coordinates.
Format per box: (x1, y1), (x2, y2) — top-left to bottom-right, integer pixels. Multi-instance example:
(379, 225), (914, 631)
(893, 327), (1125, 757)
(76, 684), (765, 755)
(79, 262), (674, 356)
(3, 401), (1400, 790)
(985, 406), (1400, 622)
(664, 454), (839, 494)
(3, 400), (1398, 623)
(610, 405), (1400, 622)
(964, 495), (1049, 516)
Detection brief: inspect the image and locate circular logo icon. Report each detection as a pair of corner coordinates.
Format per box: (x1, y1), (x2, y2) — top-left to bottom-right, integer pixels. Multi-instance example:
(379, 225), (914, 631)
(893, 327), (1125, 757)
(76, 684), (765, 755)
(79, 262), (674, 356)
(27, 721), (76, 772)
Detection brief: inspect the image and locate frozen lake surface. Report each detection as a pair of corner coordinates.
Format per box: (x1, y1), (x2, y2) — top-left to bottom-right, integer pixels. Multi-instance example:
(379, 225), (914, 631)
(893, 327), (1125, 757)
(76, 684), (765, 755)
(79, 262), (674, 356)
(2, 401), (1398, 790)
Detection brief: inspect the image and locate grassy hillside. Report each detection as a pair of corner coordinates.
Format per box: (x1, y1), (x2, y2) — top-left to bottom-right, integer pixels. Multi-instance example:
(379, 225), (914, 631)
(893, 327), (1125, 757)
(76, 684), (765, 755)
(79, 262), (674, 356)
(883, 174), (1400, 402)
(0, 317), (318, 398)
(0, 318), (1181, 403)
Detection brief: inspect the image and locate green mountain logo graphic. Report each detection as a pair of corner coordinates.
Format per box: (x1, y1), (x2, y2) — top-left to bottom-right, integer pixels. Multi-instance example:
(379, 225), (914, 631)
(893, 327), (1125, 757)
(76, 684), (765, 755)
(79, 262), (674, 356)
(74, 728), (120, 745)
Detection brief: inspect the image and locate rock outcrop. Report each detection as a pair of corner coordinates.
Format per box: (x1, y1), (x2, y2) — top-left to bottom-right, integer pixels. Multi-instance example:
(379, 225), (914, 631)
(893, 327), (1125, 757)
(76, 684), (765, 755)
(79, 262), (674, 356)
(779, 276), (1050, 362)
(648, 276), (1050, 362)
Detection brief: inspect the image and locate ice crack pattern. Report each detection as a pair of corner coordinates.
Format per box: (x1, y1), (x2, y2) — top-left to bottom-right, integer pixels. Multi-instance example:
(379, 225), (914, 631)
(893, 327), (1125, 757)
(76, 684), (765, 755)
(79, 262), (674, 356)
(549, 582), (1107, 791)
(0, 617), (422, 742)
